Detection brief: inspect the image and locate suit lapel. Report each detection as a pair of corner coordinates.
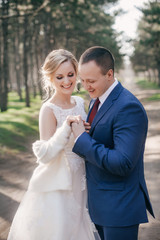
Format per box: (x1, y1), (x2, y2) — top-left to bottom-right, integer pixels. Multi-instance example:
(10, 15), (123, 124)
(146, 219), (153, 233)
(89, 82), (123, 135)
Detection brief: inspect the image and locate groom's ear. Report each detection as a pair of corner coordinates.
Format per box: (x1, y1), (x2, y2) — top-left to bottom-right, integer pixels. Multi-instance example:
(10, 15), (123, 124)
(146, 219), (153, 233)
(106, 69), (114, 79)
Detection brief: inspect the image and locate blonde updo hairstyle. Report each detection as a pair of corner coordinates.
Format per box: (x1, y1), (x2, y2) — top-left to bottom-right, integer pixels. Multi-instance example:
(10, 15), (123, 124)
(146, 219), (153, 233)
(41, 49), (78, 100)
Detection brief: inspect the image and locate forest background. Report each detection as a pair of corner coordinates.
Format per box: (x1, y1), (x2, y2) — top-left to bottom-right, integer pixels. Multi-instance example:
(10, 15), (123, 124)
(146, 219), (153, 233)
(0, 0), (160, 112)
(0, 1), (160, 238)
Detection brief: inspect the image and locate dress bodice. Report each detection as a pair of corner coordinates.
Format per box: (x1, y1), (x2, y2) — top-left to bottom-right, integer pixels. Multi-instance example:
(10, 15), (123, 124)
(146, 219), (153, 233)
(45, 96), (87, 173)
(45, 95), (87, 127)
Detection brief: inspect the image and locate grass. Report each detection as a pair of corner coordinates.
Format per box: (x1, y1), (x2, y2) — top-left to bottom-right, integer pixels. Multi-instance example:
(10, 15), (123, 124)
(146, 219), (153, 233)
(0, 90), (89, 157)
(136, 79), (160, 90)
(147, 93), (160, 101)
(136, 79), (160, 102)
(0, 92), (41, 156)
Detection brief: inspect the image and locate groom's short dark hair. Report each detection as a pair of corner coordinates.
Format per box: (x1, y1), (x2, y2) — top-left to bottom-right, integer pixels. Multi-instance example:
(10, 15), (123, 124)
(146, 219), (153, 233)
(79, 46), (115, 75)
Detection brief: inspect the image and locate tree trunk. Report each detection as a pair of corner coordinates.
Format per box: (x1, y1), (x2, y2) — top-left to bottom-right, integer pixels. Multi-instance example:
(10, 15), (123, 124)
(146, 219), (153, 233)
(0, 28), (2, 108)
(13, 27), (23, 101)
(1, 0), (9, 112)
(23, 15), (30, 107)
(29, 25), (37, 98)
(43, 18), (51, 56)
(153, 69), (158, 84)
(15, 2), (23, 101)
(155, 57), (160, 86)
(157, 66), (160, 86)
(148, 69), (152, 82)
(30, 48), (37, 98)
(34, 27), (43, 99)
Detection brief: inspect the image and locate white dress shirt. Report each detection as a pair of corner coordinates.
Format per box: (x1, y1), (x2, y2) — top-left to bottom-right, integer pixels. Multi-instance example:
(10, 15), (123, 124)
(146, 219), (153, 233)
(98, 78), (118, 110)
(89, 78), (118, 111)
(74, 79), (118, 142)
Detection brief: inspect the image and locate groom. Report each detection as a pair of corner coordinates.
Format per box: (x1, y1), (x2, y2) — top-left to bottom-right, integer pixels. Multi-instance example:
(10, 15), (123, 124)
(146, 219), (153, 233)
(72, 46), (154, 240)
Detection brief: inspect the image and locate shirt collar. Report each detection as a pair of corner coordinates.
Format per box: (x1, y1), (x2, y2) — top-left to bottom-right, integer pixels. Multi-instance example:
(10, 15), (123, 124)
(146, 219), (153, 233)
(99, 78), (118, 105)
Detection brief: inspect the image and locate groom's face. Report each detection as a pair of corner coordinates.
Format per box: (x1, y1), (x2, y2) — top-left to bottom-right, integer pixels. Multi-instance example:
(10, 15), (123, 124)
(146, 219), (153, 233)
(78, 60), (114, 99)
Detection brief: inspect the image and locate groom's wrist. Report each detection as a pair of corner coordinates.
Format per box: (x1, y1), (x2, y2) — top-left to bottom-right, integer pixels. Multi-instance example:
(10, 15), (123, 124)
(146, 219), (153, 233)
(74, 134), (81, 143)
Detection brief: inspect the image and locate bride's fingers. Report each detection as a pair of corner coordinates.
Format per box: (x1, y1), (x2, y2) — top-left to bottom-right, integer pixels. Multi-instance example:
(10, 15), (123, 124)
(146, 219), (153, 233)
(66, 115), (84, 126)
(76, 115), (82, 122)
(66, 116), (78, 125)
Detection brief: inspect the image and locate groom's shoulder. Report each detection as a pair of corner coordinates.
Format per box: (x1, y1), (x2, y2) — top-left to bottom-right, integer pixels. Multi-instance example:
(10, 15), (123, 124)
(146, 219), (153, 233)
(117, 87), (147, 116)
(119, 84), (139, 102)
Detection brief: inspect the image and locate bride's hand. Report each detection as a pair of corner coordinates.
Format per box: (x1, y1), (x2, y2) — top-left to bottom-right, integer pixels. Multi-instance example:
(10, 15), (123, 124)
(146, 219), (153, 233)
(66, 115), (80, 126)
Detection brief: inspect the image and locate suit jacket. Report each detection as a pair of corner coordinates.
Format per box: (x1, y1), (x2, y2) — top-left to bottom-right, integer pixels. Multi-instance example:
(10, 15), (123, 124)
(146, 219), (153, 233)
(73, 82), (154, 227)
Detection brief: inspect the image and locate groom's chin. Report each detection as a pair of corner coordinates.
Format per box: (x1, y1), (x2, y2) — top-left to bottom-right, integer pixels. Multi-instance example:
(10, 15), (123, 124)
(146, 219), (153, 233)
(88, 92), (96, 98)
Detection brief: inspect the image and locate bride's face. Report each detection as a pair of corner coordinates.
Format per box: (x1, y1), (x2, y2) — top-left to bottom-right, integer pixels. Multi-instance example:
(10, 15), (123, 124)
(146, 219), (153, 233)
(51, 61), (77, 95)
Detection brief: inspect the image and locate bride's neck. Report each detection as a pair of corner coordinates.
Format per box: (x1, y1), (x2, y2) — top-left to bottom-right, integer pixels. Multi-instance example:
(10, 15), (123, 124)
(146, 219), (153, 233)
(50, 93), (74, 108)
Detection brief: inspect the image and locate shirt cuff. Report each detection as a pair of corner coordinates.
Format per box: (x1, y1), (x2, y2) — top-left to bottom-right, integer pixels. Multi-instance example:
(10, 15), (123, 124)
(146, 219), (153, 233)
(74, 134), (81, 143)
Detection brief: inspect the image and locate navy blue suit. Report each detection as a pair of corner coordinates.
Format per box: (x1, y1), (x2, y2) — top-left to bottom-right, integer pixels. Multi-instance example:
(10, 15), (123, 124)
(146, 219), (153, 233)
(72, 82), (154, 239)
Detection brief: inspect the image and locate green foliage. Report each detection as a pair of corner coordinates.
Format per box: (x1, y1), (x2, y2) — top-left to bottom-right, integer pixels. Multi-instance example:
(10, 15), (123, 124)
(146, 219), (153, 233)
(0, 0), (123, 112)
(0, 92), (41, 155)
(130, 1), (160, 85)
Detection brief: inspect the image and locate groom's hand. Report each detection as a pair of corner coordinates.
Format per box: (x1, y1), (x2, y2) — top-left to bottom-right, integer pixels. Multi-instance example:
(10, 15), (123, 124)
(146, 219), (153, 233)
(71, 117), (85, 139)
(83, 121), (91, 133)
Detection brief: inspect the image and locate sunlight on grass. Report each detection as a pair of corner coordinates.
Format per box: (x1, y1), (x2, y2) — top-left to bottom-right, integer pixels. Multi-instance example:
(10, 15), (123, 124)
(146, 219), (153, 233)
(0, 90), (89, 157)
(136, 79), (160, 89)
(0, 92), (41, 155)
(147, 93), (160, 101)
(136, 80), (160, 102)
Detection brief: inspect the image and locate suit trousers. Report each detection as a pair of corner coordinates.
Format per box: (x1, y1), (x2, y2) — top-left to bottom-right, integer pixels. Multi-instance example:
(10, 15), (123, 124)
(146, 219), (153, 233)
(95, 224), (139, 240)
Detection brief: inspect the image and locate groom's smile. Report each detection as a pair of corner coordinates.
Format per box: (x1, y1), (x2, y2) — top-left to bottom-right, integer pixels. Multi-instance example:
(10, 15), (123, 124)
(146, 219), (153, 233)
(79, 60), (114, 99)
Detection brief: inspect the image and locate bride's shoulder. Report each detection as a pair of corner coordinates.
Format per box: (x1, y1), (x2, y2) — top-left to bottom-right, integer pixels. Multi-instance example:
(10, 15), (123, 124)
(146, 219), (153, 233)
(39, 101), (57, 121)
(40, 100), (60, 115)
(40, 101), (52, 113)
(39, 102), (57, 140)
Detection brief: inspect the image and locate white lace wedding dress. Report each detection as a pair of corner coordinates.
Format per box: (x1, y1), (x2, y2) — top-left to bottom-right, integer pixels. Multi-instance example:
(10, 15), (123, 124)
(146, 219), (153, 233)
(8, 96), (100, 240)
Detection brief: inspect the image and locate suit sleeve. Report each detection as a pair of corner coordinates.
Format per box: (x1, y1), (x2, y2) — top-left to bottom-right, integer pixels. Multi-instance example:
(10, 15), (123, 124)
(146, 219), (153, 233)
(72, 102), (148, 177)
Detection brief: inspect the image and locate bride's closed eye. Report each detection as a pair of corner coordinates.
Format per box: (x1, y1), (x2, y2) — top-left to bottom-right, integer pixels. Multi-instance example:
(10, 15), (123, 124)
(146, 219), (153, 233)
(56, 76), (63, 80)
(56, 72), (74, 80)
(68, 72), (74, 77)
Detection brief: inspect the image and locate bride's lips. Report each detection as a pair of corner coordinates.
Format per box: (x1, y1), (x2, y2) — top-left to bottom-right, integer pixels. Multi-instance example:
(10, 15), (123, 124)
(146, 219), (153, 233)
(62, 83), (73, 89)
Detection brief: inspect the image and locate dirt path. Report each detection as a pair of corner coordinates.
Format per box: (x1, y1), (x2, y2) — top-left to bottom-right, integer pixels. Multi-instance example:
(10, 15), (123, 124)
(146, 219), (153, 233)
(0, 65), (160, 239)
(0, 152), (36, 240)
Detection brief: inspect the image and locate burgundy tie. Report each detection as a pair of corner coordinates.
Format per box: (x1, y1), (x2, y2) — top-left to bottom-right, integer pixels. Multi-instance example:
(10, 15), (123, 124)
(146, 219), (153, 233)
(88, 98), (100, 124)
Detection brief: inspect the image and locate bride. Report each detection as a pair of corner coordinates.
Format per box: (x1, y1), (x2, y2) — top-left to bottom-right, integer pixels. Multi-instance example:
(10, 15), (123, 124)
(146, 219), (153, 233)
(7, 49), (100, 240)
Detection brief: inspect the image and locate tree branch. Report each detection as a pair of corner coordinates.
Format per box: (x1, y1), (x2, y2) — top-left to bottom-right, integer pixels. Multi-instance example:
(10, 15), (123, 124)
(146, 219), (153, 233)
(0, 0), (50, 20)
